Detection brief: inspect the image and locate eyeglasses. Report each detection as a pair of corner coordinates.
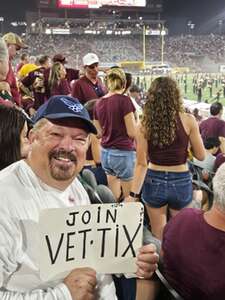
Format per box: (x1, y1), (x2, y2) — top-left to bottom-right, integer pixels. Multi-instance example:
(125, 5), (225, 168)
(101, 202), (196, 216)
(87, 63), (99, 69)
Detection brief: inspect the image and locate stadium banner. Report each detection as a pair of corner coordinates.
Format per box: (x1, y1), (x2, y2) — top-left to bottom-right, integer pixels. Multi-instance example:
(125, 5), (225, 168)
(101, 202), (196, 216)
(39, 202), (144, 281)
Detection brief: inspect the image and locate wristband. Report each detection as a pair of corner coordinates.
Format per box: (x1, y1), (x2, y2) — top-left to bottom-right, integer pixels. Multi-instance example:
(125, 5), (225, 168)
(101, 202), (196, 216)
(129, 191), (141, 198)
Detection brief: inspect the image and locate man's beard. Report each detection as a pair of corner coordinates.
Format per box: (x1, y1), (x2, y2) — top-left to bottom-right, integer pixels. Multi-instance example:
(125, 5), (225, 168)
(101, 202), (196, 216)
(48, 149), (78, 181)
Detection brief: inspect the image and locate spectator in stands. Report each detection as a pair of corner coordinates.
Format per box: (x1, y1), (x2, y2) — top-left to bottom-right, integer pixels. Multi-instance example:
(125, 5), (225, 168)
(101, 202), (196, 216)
(162, 162), (225, 300)
(192, 107), (203, 124)
(47, 62), (71, 97)
(214, 153), (225, 172)
(0, 38), (10, 105)
(193, 137), (220, 172)
(200, 102), (225, 153)
(0, 105), (31, 170)
(128, 84), (142, 121)
(3, 32), (28, 106)
(84, 99), (108, 185)
(21, 55), (51, 111)
(130, 76), (205, 240)
(123, 72), (132, 94)
(94, 67), (137, 200)
(18, 60), (38, 80)
(16, 53), (29, 73)
(52, 53), (79, 84)
(0, 95), (158, 299)
(0, 38), (8, 81)
(72, 53), (106, 104)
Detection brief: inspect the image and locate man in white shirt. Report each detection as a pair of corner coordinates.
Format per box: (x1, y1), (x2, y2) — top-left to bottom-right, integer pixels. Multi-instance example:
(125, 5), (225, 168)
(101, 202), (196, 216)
(0, 95), (158, 299)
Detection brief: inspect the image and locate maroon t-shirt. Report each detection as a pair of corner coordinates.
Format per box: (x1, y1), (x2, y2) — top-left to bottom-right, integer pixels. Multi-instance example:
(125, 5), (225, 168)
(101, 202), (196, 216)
(162, 208), (225, 300)
(200, 116), (225, 140)
(94, 94), (135, 151)
(214, 153), (225, 171)
(49, 79), (71, 97)
(66, 68), (79, 83)
(6, 62), (21, 106)
(72, 76), (106, 104)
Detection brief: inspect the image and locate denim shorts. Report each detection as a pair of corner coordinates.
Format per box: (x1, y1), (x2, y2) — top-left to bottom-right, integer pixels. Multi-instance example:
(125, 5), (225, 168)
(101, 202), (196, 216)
(101, 148), (136, 181)
(142, 169), (192, 209)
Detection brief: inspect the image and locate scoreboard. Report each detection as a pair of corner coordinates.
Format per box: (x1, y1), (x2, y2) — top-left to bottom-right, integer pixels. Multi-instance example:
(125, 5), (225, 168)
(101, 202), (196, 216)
(38, 0), (51, 8)
(57, 0), (146, 8)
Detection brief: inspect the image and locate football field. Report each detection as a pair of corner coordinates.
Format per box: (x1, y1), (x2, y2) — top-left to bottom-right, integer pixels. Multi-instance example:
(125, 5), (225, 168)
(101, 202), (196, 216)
(138, 74), (225, 105)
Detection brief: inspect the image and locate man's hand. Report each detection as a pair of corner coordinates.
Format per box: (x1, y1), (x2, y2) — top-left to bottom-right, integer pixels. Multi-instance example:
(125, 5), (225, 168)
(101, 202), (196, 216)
(63, 267), (97, 300)
(136, 243), (159, 279)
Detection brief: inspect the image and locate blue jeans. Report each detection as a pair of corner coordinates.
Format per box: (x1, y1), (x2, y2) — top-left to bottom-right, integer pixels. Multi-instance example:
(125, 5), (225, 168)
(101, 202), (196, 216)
(142, 169), (192, 209)
(101, 148), (136, 181)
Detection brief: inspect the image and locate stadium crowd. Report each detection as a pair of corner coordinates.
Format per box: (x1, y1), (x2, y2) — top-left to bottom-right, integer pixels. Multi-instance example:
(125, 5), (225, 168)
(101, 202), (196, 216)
(0, 31), (225, 300)
(23, 33), (225, 70)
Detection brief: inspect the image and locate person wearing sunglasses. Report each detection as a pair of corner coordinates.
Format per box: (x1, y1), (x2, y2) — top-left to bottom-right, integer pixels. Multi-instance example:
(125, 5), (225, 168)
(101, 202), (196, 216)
(72, 53), (106, 104)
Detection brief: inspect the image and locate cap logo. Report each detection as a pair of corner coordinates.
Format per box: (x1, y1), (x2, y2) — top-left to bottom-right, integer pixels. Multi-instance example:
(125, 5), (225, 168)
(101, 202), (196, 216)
(59, 97), (83, 113)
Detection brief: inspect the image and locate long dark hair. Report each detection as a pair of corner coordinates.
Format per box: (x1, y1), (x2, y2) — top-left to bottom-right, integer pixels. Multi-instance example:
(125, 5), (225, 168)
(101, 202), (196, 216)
(142, 76), (184, 147)
(48, 62), (63, 91)
(0, 105), (26, 170)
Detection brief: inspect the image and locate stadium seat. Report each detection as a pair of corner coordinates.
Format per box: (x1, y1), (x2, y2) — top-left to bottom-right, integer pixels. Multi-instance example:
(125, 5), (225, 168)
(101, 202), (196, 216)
(77, 173), (102, 204)
(81, 168), (98, 189)
(189, 160), (214, 189)
(95, 184), (116, 203)
(79, 169), (117, 204)
(189, 160), (214, 209)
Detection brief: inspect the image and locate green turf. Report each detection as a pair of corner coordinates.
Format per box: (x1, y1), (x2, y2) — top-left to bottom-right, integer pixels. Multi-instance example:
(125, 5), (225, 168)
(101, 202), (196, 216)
(179, 74), (225, 105)
(137, 74), (225, 105)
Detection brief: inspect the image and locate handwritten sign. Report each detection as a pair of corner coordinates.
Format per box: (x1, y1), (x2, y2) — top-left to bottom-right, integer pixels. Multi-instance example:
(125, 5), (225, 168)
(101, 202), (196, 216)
(39, 202), (144, 281)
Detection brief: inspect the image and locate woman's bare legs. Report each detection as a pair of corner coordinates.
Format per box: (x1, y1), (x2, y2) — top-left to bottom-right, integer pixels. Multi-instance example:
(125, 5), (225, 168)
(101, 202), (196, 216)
(145, 205), (167, 240)
(107, 174), (121, 201)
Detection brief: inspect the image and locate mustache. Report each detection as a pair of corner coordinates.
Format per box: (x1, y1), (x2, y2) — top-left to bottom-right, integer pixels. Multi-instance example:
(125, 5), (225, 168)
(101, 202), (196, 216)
(49, 149), (77, 163)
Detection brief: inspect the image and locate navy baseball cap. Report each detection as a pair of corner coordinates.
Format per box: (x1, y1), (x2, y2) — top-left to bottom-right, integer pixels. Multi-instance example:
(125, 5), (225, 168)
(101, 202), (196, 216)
(32, 95), (97, 134)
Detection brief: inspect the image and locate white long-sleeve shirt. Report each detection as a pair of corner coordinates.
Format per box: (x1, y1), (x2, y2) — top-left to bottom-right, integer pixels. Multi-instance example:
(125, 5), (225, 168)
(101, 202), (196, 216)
(0, 160), (117, 299)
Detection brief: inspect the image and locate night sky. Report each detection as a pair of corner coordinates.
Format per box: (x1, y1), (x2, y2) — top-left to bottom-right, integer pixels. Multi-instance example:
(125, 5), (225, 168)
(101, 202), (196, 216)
(1, 0), (225, 33)
(1, 0), (224, 19)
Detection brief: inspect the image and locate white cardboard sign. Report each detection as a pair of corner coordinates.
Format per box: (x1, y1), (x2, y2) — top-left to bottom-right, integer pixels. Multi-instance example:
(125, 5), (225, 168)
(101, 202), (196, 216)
(39, 202), (144, 281)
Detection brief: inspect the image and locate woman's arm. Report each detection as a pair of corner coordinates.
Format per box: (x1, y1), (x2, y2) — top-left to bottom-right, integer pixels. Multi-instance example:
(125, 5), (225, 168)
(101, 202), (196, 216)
(188, 114), (206, 161)
(124, 112), (137, 139)
(90, 134), (101, 164)
(93, 119), (102, 139)
(128, 125), (148, 201)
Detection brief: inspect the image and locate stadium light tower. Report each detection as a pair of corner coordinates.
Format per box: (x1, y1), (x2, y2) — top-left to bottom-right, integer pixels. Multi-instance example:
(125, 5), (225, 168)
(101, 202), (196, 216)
(159, 23), (165, 65)
(187, 20), (195, 35)
(218, 20), (223, 35)
(0, 17), (4, 35)
(143, 24), (146, 70)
